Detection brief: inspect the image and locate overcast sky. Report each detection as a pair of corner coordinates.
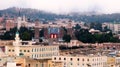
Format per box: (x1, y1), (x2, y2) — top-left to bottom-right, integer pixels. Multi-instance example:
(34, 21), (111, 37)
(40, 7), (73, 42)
(0, 0), (120, 14)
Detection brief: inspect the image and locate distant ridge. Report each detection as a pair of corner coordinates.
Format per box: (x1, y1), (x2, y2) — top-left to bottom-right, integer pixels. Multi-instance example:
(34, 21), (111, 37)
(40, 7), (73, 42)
(0, 7), (120, 23)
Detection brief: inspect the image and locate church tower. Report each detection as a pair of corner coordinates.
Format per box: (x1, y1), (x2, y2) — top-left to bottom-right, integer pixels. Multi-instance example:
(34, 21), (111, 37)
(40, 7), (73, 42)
(13, 31), (22, 56)
(17, 9), (22, 30)
(17, 17), (22, 30)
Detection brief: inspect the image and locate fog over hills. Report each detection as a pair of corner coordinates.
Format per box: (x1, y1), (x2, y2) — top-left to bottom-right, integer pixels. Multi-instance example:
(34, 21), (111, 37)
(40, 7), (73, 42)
(0, 7), (120, 23)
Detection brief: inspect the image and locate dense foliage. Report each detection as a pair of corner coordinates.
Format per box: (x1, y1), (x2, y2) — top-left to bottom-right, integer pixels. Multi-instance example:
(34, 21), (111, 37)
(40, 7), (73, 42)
(62, 34), (71, 42)
(74, 29), (120, 43)
(0, 27), (34, 40)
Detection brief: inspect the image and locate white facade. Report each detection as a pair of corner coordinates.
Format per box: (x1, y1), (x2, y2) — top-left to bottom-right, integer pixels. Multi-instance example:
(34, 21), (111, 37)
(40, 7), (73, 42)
(17, 16), (28, 30)
(52, 55), (107, 67)
(103, 23), (120, 34)
(7, 62), (16, 67)
(31, 45), (59, 59)
(114, 24), (120, 34)
(115, 57), (120, 67)
(17, 17), (22, 30)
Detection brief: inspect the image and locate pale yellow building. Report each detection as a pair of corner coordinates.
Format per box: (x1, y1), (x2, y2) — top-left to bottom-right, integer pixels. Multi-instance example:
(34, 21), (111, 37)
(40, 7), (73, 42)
(0, 31), (60, 67)
(5, 56), (62, 67)
(52, 55), (107, 67)
(107, 57), (116, 67)
(4, 32), (59, 60)
(107, 56), (120, 67)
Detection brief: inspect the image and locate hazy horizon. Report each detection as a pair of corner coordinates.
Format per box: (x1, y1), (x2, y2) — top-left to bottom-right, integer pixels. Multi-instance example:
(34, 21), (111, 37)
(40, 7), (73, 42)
(0, 0), (120, 14)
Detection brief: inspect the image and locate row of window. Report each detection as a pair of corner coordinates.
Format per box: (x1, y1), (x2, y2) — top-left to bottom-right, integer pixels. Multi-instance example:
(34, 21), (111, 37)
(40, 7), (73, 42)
(27, 63), (44, 67)
(8, 49), (30, 52)
(32, 47), (58, 52)
(20, 50), (30, 52)
(8, 49), (14, 52)
(54, 57), (104, 62)
(32, 53), (58, 58)
(63, 62), (106, 66)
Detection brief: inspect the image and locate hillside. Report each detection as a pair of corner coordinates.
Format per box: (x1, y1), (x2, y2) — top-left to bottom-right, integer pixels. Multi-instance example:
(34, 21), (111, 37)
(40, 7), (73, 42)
(0, 7), (120, 23)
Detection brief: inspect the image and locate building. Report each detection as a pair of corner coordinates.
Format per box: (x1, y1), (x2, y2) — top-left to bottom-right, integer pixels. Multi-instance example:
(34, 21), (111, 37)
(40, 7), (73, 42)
(16, 16), (28, 30)
(0, 31), (59, 67)
(52, 55), (107, 67)
(107, 56), (120, 67)
(4, 31), (59, 60)
(34, 20), (40, 41)
(102, 43), (120, 50)
(7, 62), (16, 67)
(43, 26), (75, 42)
(0, 46), (7, 67)
(0, 17), (4, 23)
(5, 19), (16, 31)
(107, 57), (116, 67)
(44, 27), (65, 42)
(102, 23), (120, 34)
(53, 40), (83, 47)
(5, 56), (62, 67)
(89, 28), (100, 34)
(6, 56), (49, 67)
(115, 57), (120, 67)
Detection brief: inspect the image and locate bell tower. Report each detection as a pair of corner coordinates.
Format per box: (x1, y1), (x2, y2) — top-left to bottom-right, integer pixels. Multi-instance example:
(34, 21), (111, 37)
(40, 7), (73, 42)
(13, 31), (22, 56)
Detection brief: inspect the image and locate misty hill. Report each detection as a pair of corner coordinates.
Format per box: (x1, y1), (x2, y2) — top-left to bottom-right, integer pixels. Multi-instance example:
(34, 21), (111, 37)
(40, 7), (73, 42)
(0, 7), (120, 23)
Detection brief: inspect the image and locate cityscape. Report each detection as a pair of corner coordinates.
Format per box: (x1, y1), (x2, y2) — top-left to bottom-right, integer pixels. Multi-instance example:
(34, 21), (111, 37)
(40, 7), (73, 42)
(0, 0), (120, 67)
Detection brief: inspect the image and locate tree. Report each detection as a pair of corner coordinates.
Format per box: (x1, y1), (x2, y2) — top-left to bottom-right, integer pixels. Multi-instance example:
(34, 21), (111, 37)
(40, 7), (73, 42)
(74, 24), (81, 30)
(2, 32), (12, 40)
(0, 27), (33, 40)
(74, 28), (120, 43)
(21, 31), (31, 40)
(39, 39), (43, 42)
(1, 27), (17, 40)
(90, 22), (102, 31)
(19, 27), (33, 40)
(39, 29), (44, 37)
(62, 27), (67, 34)
(62, 34), (71, 42)
(75, 29), (95, 43)
(103, 26), (111, 32)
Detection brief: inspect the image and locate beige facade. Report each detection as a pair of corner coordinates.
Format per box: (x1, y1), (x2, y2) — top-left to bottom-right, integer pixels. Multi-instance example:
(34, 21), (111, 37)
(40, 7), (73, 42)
(52, 55), (107, 67)
(4, 31), (59, 60)
(5, 57), (62, 67)
(6, 57), (49, 67)
(6, 45), (59, 59)
(107, 57), (116, 67)
(0, 31), (60, 67)
(53, 40), (83, 47)
(107, 57), (120, 67)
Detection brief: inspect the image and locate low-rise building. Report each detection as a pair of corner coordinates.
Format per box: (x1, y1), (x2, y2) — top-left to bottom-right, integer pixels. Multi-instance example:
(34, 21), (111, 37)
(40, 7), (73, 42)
(115, 57), (120, 67)
(52, 55), (107, 67)
(53, 40), (83, 47)
(4, 31), (59, 60)
(0, 31), (60, 67)
(5, 56), (62, 67)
